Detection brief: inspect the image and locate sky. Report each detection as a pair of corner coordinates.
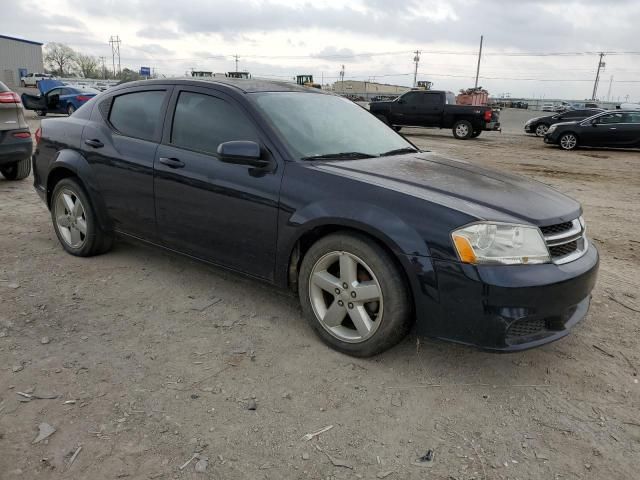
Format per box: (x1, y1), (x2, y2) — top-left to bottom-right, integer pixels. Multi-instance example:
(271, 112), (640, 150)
(2, 0), (640, 101)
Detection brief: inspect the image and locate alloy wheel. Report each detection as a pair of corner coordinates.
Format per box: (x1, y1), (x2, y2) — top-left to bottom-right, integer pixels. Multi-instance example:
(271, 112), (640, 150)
(308, 251), (383, 343)
(560, 134), (577, 150)
(535, 124), (548, 136)
(455, 123), (469, 137)
(54, 189), (87, 248)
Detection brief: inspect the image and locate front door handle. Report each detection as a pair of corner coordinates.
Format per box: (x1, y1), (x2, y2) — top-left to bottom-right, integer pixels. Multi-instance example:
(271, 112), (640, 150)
(84, 138), (104, 148)
(159, 157), (185, 169)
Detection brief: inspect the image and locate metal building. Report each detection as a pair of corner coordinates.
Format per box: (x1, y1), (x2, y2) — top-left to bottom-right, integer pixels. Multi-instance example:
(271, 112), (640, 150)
(0, 34), (44, 87)
(332, 80), (410, 101)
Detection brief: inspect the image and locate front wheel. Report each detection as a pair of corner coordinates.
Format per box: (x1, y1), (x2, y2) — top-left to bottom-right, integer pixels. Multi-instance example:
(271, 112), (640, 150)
(452, 120), (473, 139)
(67, 104), (75, 116)
(559, 133), (578, 150)
(535, 124), (549, 137)
(298, 232), (412, 357)
(0, 157), (31, 181)
(35, 110), (47, 117)
(51, 178), (114, 256)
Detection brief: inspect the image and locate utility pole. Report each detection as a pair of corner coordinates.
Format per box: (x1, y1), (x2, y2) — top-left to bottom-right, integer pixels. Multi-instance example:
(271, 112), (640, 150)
(412, 50), (420, 88)
(109, 36), (121, 77)
(606, 75), (613, 101)
(474, 35), (483, 89)
(339, 64), (345, 91)
(591, 52), (605, 100)
(234, 54), (239, 72)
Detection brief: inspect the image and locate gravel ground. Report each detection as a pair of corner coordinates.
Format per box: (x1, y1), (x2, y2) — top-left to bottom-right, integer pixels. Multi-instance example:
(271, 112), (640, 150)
(1, 108), (639, 479)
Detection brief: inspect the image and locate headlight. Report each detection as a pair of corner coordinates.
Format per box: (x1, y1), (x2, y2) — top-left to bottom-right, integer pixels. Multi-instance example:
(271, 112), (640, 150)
(452, 222), (550, 265)
(547, 125), (557, 134)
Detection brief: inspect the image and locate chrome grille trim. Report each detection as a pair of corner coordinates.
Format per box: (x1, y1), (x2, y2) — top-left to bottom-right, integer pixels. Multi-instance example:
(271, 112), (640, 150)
(542, 218), (588, 265)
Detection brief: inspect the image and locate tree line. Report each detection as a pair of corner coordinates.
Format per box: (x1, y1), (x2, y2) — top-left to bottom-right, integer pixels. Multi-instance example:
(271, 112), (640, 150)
(44, 43), (145, 81)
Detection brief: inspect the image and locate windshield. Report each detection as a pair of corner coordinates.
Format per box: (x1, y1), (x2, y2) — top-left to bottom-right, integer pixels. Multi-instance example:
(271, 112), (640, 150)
(252, 92), (414, 159)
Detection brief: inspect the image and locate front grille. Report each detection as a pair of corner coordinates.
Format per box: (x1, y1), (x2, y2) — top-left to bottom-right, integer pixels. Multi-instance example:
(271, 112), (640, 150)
(540, 218), (587, 264)
(507, 318), (546, 338)
(549, 240), (578, 257)
(540, 221), (573, 236)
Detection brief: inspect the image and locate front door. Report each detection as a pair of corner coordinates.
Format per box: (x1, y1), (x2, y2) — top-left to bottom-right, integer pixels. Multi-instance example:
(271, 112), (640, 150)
(82, 87), (172, 239)
(153, 87), (282, 280)
(390, 91), (423, 126)
(586, 112), (626, 147)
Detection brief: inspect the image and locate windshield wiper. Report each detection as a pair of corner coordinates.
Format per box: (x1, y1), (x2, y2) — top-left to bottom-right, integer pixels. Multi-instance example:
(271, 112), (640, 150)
(378, 147), (419, 157)
(300, 152), (375, 161)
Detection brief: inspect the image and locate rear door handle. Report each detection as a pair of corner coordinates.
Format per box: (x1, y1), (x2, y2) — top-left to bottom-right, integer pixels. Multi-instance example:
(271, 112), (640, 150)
(159, 157), (185, 169)
(84, 138), (104, 148)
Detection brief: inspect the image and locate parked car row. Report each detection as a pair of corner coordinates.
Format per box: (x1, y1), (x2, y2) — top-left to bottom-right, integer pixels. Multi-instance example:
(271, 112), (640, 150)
(525, 108), (640, 150)
(25, 77), (599, 356)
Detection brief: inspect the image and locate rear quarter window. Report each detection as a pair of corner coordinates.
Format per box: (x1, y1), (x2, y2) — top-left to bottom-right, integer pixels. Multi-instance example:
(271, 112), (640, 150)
(109, 90), (166, 141)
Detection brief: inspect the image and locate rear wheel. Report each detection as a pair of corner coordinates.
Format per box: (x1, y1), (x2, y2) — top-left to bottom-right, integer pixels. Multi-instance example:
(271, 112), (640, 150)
(298, 232), (412, 357)
(559, 133), (578, 150)
(452, 120), (473, 139)
(0, 157), (31, 181)
(35, 110), (47, 117)
(51, 178), (114, 256)
(535, 123), (549, 136)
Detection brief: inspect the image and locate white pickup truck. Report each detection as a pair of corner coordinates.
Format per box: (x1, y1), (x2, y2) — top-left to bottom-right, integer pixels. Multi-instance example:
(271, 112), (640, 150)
(20, 73), (55, 88)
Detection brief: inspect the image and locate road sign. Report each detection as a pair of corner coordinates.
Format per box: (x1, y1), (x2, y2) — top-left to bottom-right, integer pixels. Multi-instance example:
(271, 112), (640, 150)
(140, 67), (151, 77)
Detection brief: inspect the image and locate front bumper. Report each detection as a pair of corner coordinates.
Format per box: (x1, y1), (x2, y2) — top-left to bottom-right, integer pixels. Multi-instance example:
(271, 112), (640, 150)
(406, 242), (599, 351)
(524, 123), (534, 133)
(543, 131), (560, 144)
(0, 132), (32, 166)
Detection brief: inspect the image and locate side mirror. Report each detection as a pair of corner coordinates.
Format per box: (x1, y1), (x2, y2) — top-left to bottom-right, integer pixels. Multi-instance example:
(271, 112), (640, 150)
(397, 99), (405, 104)
(217, 141), (269, 168)
(591, 119), (598, 126)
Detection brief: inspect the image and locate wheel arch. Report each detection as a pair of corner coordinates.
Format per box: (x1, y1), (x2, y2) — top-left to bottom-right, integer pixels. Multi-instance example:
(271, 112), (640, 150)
(46, 150), (112, 231)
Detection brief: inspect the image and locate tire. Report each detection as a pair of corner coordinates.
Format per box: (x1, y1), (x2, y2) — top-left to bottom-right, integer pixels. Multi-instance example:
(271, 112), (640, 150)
(535, 123), (549, 137)
(0, 157), (31, 181)
(470, 130), (482, 138)
(298, 232), (412, 357)
(21, 80), (26, 87)
(452, 120), (473, 139)
(35, 110), (47, 117)
(559, 132), (578, 151)
(50, 177), (114, 257)
(392, 126), (402, 132)
(67, 104), (75, 116)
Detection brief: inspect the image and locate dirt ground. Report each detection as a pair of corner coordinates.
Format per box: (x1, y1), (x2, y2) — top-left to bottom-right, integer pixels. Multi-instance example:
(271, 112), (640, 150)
(1, 108), (639, 480)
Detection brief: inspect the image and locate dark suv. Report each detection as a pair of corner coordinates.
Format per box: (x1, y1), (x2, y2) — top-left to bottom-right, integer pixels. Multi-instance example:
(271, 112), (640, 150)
(32, 78), (598, 356)
(0, 81), (32, 180)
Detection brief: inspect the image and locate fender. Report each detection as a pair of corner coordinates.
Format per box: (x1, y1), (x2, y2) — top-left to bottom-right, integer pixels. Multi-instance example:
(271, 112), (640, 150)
(46, 149), (113, 232)
(275, 198), (432, 283)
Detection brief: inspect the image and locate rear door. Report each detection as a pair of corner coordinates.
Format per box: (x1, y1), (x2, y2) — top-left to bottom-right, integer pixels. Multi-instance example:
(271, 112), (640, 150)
(421, 92), (445, 125)
(81, 86), (172, 239)
(153, 86), (282, 280)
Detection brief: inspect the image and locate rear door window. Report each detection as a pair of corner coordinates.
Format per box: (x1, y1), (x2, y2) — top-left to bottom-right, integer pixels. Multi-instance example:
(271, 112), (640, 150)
(109, 90), (166, 141)
(424, 93), (442, 106)
(170, 91), (259, 155)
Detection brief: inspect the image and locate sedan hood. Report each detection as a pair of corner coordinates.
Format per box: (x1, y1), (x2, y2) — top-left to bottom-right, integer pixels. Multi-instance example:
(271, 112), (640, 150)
(311, 152), (581, 225)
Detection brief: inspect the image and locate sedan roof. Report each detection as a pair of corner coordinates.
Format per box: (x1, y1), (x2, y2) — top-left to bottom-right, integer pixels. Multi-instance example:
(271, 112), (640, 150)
(111, 77), (332, 95)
